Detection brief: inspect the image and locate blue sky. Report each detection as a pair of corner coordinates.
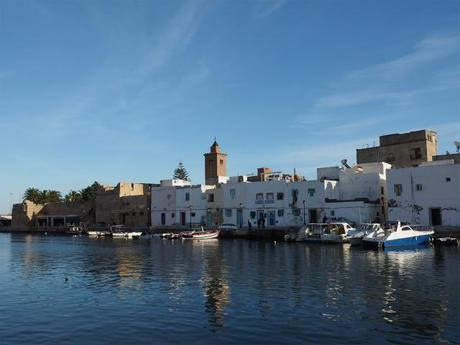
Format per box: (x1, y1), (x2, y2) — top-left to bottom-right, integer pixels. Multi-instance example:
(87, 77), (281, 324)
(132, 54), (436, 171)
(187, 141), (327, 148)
(1, 0), (459, 213)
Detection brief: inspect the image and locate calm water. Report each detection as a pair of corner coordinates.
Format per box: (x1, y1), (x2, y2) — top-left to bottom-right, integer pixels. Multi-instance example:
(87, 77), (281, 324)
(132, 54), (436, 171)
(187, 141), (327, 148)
(0, 234), (459, 345)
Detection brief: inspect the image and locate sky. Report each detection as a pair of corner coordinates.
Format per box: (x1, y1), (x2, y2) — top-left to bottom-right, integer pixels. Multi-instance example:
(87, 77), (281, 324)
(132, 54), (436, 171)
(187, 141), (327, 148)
(0, 0), (459, 213)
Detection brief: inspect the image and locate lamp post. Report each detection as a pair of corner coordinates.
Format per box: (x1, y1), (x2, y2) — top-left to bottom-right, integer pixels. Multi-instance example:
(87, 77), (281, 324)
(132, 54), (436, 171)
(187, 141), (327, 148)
(188, 205), (192, 229)
(302, 200), (306, 225)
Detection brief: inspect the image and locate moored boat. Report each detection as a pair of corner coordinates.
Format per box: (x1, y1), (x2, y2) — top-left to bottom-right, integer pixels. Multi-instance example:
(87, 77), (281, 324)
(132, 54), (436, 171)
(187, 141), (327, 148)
(181, 228), (220, 240)
(111, 225), (143, 239)
(363, 222), (433, 248)
(348, 223), (383, 246)
(321, 222), (355, 243)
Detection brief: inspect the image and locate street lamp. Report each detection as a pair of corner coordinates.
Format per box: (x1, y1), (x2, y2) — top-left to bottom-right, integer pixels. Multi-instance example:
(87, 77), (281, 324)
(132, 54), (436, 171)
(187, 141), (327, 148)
(302, 200), (306, 225)
(188, 205), (192, 229)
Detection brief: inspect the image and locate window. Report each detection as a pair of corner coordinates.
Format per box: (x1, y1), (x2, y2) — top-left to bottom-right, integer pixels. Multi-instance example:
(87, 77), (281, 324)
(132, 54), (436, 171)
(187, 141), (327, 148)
(394, 184), (403, 196)
(250, 211), (256, 219)
(416, 184), (423, 191)
(446, 177), (451, 182)
(131, 212), (136, 216)
(140, 211), (144, 216)
(331, 210), (335, 217)
(266, 193), (274, 203)
(167, 194), (172, 200)
(191, 212), (196, 217)
(131, 183), (134, 190)
(225, 209), (232, 217)
(208, 193), (214, 202)
(220, 159), (224, 165)
(308, 188), (315, 197)
(293, 209), (301, 216)
(277, 209), (284, 217)
(171, 213), (175, 218)
(256, 193), (264, 203)
(292, 189), (299, 203)
(277, 192), (284, 200)
(380, 186), (385, 195)
(410, 147), (422, 160)
(185, 192), (190, 201)
(230, 189), (236, 199)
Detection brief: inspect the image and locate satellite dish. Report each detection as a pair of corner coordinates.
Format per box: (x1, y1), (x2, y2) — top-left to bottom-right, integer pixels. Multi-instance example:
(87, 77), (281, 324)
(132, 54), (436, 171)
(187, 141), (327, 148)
(455, 141), (460, 153)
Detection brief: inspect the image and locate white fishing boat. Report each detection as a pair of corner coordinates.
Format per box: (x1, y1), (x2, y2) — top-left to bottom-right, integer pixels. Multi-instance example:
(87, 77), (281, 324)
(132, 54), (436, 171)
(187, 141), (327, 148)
(348, 223), (383, 246)
(87, 229), (110, 237)
(110, 225), (142, 239)
(321, 222), (356, 243)
(181, 227), (220, 240)
(363, 222), (433, 248)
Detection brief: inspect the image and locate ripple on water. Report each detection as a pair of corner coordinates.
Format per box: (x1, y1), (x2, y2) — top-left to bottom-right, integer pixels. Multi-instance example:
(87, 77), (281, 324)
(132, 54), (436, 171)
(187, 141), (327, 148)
(0, 234), (459, 345)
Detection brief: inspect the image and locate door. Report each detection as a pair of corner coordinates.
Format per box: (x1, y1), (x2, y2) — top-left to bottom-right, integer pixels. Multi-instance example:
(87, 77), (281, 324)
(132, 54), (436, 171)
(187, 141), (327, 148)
(430, 208), (442, 226)
(180, 212), (186, 226)
(161, 213), (166, 225)
(309, 209), (318, 223)
(267, 211), (276, 226)
(237, 209), (243, 228)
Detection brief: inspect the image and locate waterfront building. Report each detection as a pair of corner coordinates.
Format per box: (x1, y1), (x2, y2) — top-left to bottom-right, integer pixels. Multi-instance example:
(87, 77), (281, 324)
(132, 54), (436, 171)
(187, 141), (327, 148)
(12, 199), (95, 228)
(151, 179), (214, 228)
(356, 129), (437, 168)
(95, 182), (154, 228)
(387, 159), (460, 227)
(12, 181), (155, 229)
(150, 141), (392, 229)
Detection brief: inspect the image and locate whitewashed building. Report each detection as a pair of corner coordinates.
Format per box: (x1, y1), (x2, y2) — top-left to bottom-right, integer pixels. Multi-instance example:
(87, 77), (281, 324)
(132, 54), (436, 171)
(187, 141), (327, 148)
(387, 160), (460, 226)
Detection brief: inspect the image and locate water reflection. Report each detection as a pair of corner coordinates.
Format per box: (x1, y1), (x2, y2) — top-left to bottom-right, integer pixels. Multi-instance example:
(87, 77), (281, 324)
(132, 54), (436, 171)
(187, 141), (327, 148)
(1, 234), (459, 345)
(193, 240), (230, 328)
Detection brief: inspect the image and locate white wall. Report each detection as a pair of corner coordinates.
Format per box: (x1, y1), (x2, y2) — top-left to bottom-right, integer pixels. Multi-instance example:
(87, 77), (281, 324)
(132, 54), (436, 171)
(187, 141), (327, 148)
(387, 162), (460, 226)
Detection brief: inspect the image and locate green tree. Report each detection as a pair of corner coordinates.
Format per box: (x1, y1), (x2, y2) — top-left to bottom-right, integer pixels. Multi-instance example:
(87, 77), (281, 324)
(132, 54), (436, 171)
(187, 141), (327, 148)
(80, 181), (101, 201)
(64, 190), (82, 203)
(173, 162), (190, 181)
(23, 188), (41, 203)
(40, 190), (62, 203)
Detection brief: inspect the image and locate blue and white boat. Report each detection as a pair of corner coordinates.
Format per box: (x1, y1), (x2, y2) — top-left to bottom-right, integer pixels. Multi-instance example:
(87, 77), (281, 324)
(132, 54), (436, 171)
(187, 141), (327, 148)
(363, 222), (434, 248)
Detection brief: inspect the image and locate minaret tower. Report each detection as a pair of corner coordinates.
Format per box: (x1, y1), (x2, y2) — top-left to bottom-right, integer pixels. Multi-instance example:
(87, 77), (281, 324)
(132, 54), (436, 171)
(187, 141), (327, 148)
(204, 139), (227, 185)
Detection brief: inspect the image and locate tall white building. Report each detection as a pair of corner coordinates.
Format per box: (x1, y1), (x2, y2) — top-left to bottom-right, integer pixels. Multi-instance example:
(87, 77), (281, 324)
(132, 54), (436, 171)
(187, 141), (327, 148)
(387, 160), (460, 227)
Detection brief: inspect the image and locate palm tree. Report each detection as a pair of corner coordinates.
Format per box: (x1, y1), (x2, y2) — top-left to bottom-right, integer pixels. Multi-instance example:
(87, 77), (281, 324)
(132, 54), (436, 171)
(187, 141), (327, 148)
(64, 190), (82, 203)
(23, 188), (41, 203)
(41, 190), (62, 203)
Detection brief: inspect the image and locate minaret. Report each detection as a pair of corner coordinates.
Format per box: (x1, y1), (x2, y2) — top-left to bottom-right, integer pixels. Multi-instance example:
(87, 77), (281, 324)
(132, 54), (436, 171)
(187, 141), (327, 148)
(204, 140), (227, 185)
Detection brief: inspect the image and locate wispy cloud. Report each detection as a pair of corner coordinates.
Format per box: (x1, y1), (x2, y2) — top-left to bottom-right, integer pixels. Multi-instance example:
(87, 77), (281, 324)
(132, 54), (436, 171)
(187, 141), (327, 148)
(141, 0), (211, 74)
(313, 33), (460, 109)
(254, 0), (286, 17)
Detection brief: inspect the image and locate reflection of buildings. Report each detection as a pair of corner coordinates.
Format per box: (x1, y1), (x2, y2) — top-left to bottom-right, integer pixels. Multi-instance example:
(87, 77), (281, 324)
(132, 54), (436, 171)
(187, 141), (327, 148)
(114, 244), (144, 289)
(193, 241), (230, 327)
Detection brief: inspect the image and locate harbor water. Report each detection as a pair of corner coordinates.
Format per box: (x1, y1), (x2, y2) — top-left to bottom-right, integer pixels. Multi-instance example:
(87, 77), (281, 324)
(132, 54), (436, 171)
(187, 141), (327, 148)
(0, 233), (458, 344)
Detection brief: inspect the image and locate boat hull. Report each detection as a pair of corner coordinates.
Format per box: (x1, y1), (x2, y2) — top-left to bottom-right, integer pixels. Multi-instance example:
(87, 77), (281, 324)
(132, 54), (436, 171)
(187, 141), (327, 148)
(383, 234), (431, 247)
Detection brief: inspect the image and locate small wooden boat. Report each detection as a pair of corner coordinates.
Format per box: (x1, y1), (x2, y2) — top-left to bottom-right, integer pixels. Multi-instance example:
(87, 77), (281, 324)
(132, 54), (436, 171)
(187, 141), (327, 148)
(181, 228), (220, 240)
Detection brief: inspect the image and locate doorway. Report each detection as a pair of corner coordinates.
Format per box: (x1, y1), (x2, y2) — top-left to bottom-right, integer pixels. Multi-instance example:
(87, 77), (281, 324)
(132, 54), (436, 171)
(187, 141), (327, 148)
(267, 211), (276, 226)
(430, 208), (442, 226)
(180, 212), (186, 226)
(309, 209), (318, 223)
(161, 213), (166, 225)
